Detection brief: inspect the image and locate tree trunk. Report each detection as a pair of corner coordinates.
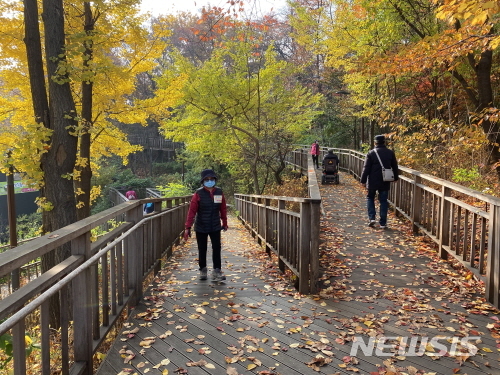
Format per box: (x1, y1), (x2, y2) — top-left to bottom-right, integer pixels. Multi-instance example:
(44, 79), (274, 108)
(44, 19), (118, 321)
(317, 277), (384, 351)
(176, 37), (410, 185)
(24, 0), (78, 328)
(361, 117), (365, 148)
(41, 0), (78, 237)
(23, 0), (48, 122)
(474, 49), (500, 179)
(42, 0), (78, 326)
(76, 2), (95, 220)
(370, 119), (376, 149)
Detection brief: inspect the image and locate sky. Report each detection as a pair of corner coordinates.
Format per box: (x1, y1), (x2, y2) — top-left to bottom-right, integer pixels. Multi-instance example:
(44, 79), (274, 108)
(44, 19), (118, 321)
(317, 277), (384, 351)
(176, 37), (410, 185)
(139, 0), (289, 17)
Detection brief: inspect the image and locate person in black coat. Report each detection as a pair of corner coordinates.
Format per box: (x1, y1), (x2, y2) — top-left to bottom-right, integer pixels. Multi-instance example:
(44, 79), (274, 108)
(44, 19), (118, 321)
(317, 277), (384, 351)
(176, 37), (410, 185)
(360, 135), (399, 229)
(322, 149), (340, 170)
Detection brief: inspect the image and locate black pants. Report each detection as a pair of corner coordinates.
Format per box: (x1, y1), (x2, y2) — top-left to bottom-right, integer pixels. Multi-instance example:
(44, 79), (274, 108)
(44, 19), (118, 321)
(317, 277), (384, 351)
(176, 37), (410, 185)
(312, 155), (319, 168)
(196, 230), (222, 270)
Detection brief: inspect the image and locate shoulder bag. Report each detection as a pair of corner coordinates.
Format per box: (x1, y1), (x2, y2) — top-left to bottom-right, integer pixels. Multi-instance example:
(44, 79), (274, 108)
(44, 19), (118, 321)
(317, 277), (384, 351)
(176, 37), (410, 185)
(373, 148), (395, 182)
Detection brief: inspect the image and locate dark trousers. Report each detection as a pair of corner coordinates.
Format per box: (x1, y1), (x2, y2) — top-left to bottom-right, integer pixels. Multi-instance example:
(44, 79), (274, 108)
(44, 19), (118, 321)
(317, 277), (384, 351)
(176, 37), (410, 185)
(196, 230), (222, 270)
(366, 189), (389, 226)
(312, 155), (319, 168)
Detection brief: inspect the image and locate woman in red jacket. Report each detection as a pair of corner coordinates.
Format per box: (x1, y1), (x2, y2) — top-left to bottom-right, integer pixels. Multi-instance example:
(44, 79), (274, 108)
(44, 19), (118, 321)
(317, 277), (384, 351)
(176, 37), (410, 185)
(184, 169), (228, 281)
(310, 140), (320, 169)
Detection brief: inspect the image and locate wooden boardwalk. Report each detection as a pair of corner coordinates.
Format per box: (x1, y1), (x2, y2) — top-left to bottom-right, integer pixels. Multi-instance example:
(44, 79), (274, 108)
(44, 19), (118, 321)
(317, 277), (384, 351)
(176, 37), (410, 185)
(97, 172), (500, 375)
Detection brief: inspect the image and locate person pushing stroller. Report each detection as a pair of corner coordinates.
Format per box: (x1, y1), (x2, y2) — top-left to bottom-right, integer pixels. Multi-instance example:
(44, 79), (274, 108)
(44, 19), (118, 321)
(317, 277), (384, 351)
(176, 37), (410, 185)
(321, 149), (340, 184)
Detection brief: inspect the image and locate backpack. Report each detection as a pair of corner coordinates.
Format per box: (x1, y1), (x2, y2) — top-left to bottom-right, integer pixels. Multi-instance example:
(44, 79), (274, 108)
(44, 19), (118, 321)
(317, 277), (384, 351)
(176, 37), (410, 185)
(144, 202), (154, 213)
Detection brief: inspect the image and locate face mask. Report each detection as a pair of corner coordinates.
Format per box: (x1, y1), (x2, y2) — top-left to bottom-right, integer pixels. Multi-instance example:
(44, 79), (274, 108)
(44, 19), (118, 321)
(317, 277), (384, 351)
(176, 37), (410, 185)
(203, 180), (216, 188)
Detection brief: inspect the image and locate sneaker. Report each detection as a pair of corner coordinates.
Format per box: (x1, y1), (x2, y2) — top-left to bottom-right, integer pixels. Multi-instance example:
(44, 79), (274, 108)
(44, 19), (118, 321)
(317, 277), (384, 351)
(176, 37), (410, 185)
(368, 220), (376, 227)
(380, 225), (387, 229)
(212, 268), (226, 281)
(199, 267), (207, 280)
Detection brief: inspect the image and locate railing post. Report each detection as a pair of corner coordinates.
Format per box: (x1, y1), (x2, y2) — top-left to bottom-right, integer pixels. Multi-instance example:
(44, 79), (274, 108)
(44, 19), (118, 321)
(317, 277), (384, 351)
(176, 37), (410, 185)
(310, 200), (321, 294)
(255, 197), (261, 245)
(165, 199), (173, 258)
(12, 320), (26, 375)
(153, 202), (162, 274)
(126, 205), (144, 307)
(438, 186), (451, 260)
(264, 198), (271, 253)
(299, 201), (311, 294)
(277, 200), (285, 273)
(486, 204), (500, 307)
(349, 150), (353, 176)
(72, 231), (93, 374)
(411, 175), (422, 234)
(391, 178), (398, 214)
(255, 197), (259, 238)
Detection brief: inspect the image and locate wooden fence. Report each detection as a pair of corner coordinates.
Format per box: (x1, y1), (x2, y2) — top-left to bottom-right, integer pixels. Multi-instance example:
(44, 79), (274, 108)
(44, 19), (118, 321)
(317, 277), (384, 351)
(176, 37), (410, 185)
(146, 188), (162, 198)
(0, 196), (190, 375)
(234, 154), (321, 295)
(292, 145), (500, 308)
(128, 136), (183, 151)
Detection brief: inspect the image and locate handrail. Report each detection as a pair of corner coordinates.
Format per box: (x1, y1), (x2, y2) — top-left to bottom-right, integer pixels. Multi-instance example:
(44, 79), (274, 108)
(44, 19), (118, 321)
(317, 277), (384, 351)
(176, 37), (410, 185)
(235, 151), (321, 294)
(108, 186), (128, 205)
(0, 237), (38, 253)
(292, 146), (500, 308)
(146, 188), (162, 198)
(128, 136), (183, 151)
(0, 195), (190, 375)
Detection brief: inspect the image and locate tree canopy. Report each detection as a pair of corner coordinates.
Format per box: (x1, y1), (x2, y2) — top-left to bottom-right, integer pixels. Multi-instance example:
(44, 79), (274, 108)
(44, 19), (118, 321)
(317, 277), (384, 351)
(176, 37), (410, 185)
(159, 26), (321, 193)
(287, 0), (500, 190)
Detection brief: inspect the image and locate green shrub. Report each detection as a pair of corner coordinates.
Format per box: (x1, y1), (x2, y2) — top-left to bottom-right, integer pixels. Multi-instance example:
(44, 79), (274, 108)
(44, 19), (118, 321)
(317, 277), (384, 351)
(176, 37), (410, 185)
(0, 213), (42, 246)
(452, 167), (480, 183)
(451, 167), (489, 193)
(0, 327), (39, 370)
(360, 143), (371, 153)
(157, 182), (191, 198)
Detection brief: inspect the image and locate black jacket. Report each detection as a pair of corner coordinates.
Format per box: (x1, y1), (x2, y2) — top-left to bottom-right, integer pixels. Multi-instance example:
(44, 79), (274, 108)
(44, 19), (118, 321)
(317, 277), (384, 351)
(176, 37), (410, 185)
(360, 145), (399, 190)
(194, 187), (224, 233)
(322, 153), (339, 167)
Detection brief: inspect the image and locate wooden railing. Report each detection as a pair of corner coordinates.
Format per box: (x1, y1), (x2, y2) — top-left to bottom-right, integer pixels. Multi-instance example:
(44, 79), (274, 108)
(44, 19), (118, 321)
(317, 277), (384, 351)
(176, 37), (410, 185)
(292, 146), (500, 308)
(108, 186), (128, 205)
(235, 153), (321, 294)
(128, 136), (183, 151)
(109, 187), (162, 203)
(146, 188), (162, 198)
(0, 196), (190, 375)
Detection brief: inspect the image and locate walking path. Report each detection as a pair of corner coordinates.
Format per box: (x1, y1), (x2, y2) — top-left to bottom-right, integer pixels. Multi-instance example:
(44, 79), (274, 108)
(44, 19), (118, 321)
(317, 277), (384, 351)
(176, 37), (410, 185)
(97, 171), (500, 375)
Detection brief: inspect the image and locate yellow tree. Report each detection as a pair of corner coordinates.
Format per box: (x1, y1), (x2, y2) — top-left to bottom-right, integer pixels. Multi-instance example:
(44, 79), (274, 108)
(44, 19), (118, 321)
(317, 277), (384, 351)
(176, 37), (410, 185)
(0, 1), (183, 220)
(0, 0), (183, 324)
(62, 3), (182, 218)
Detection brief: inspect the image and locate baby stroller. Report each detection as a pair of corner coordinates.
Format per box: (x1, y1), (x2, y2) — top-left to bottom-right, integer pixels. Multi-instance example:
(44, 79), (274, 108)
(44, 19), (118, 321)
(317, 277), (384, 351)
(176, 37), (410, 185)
(321, 158), (340, 184)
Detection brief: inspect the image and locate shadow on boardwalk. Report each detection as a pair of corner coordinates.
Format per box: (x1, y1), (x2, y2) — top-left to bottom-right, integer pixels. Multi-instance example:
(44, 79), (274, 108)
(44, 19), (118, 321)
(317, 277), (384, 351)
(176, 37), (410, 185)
(98, 172), (500, 375)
